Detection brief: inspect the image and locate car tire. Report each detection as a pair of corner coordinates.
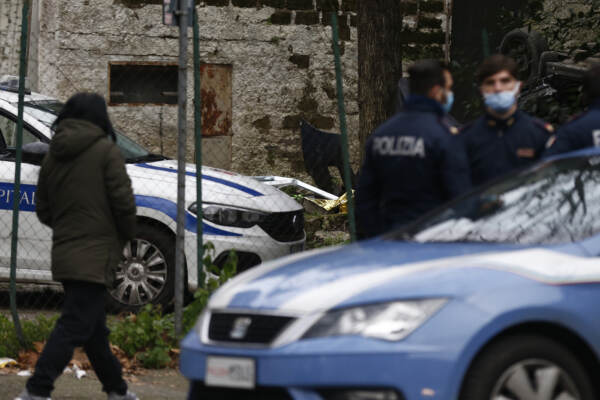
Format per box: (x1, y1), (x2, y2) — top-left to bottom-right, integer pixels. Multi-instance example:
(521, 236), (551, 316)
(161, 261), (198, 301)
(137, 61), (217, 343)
(460, 334), (595, 400)
(106, 223), (176, 313)
(500, 29), (548, 84)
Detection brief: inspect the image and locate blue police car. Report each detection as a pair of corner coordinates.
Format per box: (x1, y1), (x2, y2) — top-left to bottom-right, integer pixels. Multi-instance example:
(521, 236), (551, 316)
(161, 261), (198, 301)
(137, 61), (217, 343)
(181, 148), (600, 400)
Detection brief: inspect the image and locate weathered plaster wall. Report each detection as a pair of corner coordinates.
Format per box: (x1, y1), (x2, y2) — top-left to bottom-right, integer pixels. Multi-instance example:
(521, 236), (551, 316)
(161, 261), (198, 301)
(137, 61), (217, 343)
(0, 1), (24, 76)
(30, 0), (448, 183)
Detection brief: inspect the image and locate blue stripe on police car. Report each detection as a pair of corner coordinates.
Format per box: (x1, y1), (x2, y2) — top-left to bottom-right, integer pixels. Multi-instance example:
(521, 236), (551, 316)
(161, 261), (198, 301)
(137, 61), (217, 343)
(0, 182), (241, 237)
(135, 163), (263, 197)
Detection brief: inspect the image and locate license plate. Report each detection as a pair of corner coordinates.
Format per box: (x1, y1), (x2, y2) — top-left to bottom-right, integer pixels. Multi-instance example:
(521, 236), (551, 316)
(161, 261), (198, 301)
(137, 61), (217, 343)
(290, 243), (304, 253)
(205, 356), (255, 389)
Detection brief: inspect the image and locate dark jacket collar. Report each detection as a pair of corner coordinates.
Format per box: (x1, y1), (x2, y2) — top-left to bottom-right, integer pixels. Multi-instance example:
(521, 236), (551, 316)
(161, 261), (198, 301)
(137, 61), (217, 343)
(484, 109), (522, 128)
(404, 95), (445, 116)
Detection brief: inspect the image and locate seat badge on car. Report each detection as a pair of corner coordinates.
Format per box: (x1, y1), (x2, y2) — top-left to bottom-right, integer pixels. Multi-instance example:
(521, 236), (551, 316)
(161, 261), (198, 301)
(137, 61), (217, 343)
(230, 317), (252, 339)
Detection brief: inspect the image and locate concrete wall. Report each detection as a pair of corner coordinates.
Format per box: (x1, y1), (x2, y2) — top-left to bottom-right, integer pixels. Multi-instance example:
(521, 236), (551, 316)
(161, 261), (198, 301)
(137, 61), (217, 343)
(6, 0), (450, 183)
(0, 1), (24, 77)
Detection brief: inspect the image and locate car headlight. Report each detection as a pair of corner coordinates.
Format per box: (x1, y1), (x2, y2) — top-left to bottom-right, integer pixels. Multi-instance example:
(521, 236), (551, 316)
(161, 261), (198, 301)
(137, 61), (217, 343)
(302, 299), (447, 341)
(188, 202), (266, 228)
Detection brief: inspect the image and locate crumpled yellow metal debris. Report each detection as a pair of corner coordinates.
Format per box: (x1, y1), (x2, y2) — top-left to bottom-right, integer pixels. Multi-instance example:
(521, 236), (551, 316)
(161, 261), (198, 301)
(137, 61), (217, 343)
(0, 358), (17, 368)
(304, 191), (354, 213)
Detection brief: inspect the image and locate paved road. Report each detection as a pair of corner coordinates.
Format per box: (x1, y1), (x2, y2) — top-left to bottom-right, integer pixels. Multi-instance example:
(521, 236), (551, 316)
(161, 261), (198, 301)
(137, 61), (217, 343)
(1, 368), (189, 399)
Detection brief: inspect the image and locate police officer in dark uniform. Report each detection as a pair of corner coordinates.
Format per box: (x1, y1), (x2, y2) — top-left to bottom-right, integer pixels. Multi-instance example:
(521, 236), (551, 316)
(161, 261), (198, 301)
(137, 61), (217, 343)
(396, 63), (462, 130)
(544, 64), (600, 157)
(356, 60), (471, 239)
(461, 55), (553, 187)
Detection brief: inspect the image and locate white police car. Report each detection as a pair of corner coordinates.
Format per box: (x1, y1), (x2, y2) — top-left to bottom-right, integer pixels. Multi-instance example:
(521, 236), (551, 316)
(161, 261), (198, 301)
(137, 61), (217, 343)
(0, 76), (305, 311)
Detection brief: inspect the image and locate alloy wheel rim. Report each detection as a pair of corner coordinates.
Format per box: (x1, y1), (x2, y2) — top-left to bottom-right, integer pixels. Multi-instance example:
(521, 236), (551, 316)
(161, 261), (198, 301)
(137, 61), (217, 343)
(110, 239), (168, 306)
(490, 358), (581, 400)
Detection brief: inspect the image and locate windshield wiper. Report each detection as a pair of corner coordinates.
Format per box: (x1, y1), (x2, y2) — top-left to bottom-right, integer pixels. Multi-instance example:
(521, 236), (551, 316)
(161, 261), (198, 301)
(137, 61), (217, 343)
(125, 153), (169, 163)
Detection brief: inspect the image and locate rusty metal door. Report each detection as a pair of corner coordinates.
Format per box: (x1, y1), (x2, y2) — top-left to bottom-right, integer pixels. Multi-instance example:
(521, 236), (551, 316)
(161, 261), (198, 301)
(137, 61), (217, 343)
(200, 64), (232, 137)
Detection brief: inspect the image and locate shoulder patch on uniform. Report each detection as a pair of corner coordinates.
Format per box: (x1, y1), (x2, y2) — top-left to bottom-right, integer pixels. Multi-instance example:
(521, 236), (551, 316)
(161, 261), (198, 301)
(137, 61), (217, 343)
(438, 117), (460, 135)
(533, 118), (554, 133)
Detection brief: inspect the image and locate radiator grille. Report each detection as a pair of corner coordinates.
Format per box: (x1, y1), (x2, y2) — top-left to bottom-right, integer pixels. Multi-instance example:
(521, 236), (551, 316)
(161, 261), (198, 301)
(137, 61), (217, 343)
(208, 312), (295, 344)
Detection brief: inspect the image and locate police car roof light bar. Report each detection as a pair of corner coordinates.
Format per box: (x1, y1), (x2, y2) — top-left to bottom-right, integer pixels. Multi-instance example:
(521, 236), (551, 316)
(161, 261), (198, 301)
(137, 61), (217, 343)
(0, 75), (31, 95)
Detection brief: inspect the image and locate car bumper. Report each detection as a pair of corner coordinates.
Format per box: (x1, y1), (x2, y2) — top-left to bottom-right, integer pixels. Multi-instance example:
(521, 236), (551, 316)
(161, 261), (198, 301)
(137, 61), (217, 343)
(180, 332), (459, 400)
(185, 232), (306, 291)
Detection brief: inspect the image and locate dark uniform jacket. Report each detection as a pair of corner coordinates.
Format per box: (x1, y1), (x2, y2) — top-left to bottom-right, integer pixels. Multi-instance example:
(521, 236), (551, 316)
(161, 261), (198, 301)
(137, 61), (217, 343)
(36, 119), (136, 287)
(544, 100), (600, 157)
(356, 96), (471, 239)
(461, 110), (553, 187)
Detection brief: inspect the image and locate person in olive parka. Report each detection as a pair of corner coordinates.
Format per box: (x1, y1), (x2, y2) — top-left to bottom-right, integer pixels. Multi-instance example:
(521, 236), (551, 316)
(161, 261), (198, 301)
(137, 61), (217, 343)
(17, 93), (139, 400)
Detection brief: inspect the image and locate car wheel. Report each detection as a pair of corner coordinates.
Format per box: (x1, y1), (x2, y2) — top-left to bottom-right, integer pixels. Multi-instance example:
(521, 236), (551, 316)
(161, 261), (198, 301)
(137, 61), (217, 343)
(500, 29), (547, 84)
(106, 223), (175, 312)
(460, 334), (595, 400)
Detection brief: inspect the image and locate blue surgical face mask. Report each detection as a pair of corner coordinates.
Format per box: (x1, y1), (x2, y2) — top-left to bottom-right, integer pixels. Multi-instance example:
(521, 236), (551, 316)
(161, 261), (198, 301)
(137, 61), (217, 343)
(442, 91), (454, 113)
(483, 83), (521, 114)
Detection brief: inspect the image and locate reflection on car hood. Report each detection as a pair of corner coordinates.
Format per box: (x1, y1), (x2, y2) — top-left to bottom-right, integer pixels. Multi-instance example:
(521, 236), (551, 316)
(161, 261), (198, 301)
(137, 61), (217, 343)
(127, 160), (301, 213)
(209, 240), (593, 313)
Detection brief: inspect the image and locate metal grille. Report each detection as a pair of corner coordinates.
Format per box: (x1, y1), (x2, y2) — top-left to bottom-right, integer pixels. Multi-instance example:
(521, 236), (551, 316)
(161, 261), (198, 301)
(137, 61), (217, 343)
(259, 210), (305, 242)
(208, 312), (295, 344)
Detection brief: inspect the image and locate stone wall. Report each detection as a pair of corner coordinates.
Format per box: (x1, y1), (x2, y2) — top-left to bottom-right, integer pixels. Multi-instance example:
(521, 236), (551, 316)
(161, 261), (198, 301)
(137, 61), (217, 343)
(529, 0), (600, 53)
(14, 0), (449, 184)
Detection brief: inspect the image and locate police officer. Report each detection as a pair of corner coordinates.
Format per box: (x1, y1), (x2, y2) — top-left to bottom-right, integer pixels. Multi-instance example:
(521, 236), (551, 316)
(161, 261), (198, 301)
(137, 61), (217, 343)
(396, 63), (461, 129)
(440, 63), (461, 129)
(544, 64), (600, 156)
(461, 55), (553, 187)
(356, 60), (471, 239)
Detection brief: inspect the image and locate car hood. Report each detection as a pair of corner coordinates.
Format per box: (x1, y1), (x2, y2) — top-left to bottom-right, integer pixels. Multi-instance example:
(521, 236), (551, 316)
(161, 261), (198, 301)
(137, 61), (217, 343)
(127, 160), (301, 213)
(209, 239), (594, 313)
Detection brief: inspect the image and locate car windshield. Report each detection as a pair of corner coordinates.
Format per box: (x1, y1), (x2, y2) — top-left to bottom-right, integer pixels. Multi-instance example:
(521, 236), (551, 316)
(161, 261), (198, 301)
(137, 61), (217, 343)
(392, 155), (600, 245)
(21, 100), (154, 161)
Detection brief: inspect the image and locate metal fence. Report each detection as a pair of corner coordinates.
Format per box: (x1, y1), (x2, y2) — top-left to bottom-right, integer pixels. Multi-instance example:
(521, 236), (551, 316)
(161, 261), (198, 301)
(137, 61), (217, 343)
(1, 0), (356, 342)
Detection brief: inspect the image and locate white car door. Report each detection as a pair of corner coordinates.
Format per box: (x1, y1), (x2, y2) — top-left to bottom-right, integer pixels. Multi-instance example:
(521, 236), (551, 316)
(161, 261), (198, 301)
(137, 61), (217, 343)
(0, 110), (52, 282)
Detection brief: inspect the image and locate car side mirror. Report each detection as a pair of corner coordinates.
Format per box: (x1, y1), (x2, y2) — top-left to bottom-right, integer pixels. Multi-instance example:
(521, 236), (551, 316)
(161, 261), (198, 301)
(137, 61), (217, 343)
(22, 142), (49, 165)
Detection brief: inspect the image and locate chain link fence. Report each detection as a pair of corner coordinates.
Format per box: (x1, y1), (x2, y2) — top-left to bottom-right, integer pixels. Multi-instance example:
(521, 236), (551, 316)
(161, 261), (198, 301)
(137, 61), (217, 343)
(0, 0), (357, 344)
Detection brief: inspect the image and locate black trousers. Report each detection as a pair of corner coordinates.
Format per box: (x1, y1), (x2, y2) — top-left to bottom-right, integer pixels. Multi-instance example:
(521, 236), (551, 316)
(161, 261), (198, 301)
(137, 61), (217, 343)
(26, 280), (128, 397)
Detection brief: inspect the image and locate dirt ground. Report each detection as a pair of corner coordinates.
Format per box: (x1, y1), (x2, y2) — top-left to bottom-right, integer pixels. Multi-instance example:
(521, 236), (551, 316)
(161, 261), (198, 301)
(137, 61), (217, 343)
(1, 368), (189, 400)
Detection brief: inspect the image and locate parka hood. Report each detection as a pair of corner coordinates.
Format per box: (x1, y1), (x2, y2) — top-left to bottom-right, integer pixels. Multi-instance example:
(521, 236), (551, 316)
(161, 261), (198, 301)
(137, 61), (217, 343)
(50, 119), (107, 160)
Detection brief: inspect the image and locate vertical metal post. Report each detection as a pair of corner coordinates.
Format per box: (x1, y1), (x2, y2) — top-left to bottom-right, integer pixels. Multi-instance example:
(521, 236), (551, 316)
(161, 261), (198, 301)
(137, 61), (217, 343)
(175, 0), (189, 336)
(10, 0), (30, 346)
(193, 7), (204, 289)
(330, 12), (357, 242)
